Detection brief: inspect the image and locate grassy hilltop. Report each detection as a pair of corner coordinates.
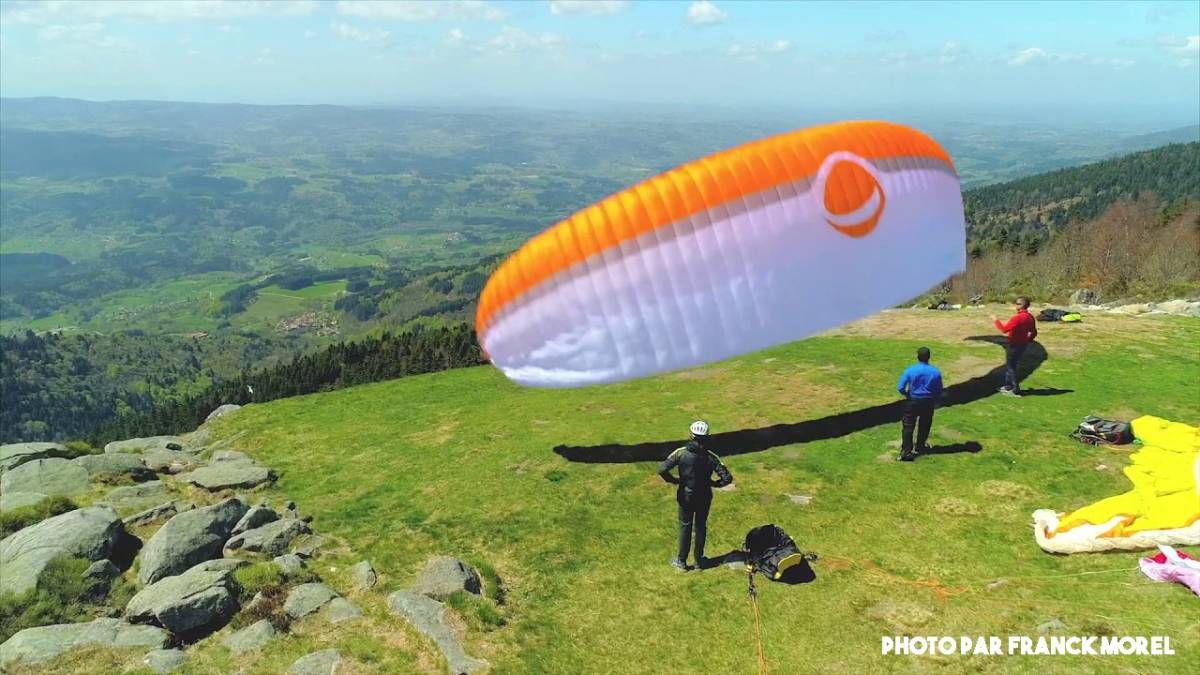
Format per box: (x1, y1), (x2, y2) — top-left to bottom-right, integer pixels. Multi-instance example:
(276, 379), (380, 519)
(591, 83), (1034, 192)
(163, 307), (1197, 674)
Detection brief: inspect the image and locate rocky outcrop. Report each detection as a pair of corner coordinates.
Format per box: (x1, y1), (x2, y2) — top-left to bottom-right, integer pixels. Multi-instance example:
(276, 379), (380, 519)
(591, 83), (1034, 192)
(284, 583), (339, 620)
(143, 648), (188, 673)
(0, 506), (128, 595)
(0, 618), (168, 669)
(104, 436), (183, 455)
(289, 649), (343, 675)
(0, 442), (72, 473)
(1, 458), (90, 497)
(125, 560), (240, 636)
(225, 518), (309, 557)
(412, 557), (482, 601)
(123, 500), (181, 527)
(205, 404), (242, 423)
(143, 450), (203, 475)
(1069, 288), (1099, 305)
(273, 553), (306, 576)
(232, 505), (278, 535)
(181, 456), (277, 491)
(350, 560), (377, 590)
(138, 498), (247, 584)
(101, 480), (169, 512)
(82, 559), (121, 587)
(387, 590), (486, 674)
(0, 491), (48, 512)
(222, 618), (277, 655)
(72, 453), (155, 481)
(293, 534), (324, 558)
(320, 597), (363, 624)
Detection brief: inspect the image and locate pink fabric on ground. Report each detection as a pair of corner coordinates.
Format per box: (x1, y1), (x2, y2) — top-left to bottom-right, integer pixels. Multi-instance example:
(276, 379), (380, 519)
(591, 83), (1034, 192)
(1139, 546), (1200, 596)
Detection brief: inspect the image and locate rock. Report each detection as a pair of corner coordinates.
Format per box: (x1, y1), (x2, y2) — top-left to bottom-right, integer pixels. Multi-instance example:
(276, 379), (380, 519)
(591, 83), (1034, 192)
(192, 558), (248, 573)
(82, 559), (121, 586)
(206, 404), (242, 423)
(0, 506), (127, 595)
(289, 649), (343, 675)
(274, 553), (306, 576)
(788, 494), (813, 506)
(226, 518), (309, 557)
(0, 442), (72, 473)
(412, 557), (482, 601)
(0, 491), (48, 512)
(143, 648), (188, 673)
(232, 505), (279, 535)
(293, 534), (324, 559)
(1154, 299), (1200, 317)
(183, 427), (212, 452)
(320, 597), (363, 624)
(387, 590), (486, 674)
(72, 453), (155, 481)
(986, 579), (1009, 591)
(350, 560), (378, 590)
(182, 459), (277, 491)
(222, 618), (277, 655)
(0, 458), (90, 497)
(0, 618), (168, 669)
(138, 497), (248, 584)
(1069, 288), (1099, 305)
(1037, 618), (1068, 634)
(245, 590), (273, 615)
(104, 436), (184, 455)
(284, 582), (339, 620)
(101, 481), (169, 512)
(212, 450), (251, 463)
(125, 560), (240, 636)
(143, 450), (203, 474)
(123, 501), (180, 527)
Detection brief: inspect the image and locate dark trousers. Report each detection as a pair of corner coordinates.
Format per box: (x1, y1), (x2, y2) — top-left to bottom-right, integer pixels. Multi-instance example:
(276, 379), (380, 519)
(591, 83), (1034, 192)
(1004, 343), (1027, 392)
(677, 490), (711, 563)
(901, 398), (935, 455)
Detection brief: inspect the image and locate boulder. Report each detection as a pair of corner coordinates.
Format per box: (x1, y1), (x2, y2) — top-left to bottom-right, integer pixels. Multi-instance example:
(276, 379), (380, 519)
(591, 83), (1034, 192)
(72, 453), (155, 481)
(205, 404), (242, 423)
(212, 450), (251, 463)
(183, 427), (212, 452)
(387, 590), (486, 674)
(138, 498), (248, 585)
(1069, 288), (1099, 305)
(82, 559), (121, 586)
(0, 458), (90, 498)
(0, 491), (48, 512)
(293, 534), (324, 559)
(104, 436), (183, 455)
(290, 649), (343, 675)
(123, 501), (180, 527)
(125, 561), (240, 636)
(284, 582), (339, 620)
(101, 481), (169, 512)
(143, 648), (188, 673)
(232, 505), (279, 535)
(350, 560), (378, 590)
(273, 553), (306, 576)
(182, 459), (277, 491)
(143, 450), (203, 475)
(222, 618), (277, 655)
(1154, 299), (1200, 317)
(225, 518), (309, 557)
(0, 442), (71, 473)
(320, 597), (363, 624)
(0, 618), (168, 669)
(192, 558), (248, 573)
(412, 557), (482, 601)
(0, 506), (127, 595)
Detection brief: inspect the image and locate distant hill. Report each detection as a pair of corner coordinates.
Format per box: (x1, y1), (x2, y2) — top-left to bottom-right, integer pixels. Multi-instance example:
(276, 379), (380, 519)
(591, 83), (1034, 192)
(963, 142), (1200, 250)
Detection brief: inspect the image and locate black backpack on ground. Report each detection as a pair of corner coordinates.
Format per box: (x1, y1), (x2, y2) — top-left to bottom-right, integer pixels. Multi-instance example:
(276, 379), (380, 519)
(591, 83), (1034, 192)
(743, 524), (816, 581)
(1070, 416), (1133, 445)
(1039, 308), (1069, 322)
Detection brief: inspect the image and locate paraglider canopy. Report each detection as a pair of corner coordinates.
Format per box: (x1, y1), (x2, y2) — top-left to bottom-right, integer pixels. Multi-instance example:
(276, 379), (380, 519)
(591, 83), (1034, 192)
(477, 120), (966, 387)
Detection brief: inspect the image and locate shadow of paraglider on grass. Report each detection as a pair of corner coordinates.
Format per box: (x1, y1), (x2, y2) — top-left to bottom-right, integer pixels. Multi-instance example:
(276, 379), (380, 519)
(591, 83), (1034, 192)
(553, 337), (1071, 464)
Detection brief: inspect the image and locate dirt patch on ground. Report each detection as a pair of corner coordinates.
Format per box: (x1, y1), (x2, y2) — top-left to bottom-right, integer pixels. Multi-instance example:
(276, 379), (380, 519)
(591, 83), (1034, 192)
(867, 601), (936, 632)
(978, 480), (1038, 501)
(933, 497), (981, 516)
(406, 419), (461, 447)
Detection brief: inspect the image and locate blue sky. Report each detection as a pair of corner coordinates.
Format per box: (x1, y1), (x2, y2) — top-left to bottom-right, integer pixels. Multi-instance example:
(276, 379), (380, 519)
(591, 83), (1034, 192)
(1, 1), (1197, 123)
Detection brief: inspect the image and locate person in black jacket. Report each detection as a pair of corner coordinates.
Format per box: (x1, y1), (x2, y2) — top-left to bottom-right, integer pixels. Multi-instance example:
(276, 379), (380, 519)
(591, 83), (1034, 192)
(658, 420), (734, 571)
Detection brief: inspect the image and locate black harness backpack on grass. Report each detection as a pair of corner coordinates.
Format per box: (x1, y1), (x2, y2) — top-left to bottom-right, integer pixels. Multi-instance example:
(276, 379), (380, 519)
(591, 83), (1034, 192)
(743, 524), (817, 581)
(1070, 416), (1133, 446)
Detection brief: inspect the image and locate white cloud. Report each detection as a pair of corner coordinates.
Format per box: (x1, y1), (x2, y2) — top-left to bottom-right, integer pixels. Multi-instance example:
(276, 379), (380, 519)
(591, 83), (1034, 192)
(549, 1), (627, 16)
(1, 1), (316, 24)
(940, 41), (966, 65)
(1007, 46), (1049, 66)
(1175, 34), (1200, 55)
(687, 1), (726, 27)
(35, 21), (132, 50)
(337, 1), (505, 22)
(484, 26), (566, 53)
(728, 39), (791, 61)
(255, 47), (274, 65)
(332, 21), (390, 44)
(444, 28), (466, 47)
(304, 29), (317, 39)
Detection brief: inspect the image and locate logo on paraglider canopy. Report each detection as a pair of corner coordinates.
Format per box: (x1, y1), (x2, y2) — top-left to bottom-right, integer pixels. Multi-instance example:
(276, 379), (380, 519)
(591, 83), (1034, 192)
(815, 151), (886, 238)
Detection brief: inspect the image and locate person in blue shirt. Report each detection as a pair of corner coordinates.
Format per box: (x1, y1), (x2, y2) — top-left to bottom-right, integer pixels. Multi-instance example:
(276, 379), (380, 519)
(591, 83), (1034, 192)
(896, 347), (943, 462)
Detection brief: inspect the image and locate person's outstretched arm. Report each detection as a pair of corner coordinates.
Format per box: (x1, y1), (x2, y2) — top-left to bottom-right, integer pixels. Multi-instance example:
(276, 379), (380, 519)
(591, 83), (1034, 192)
(658, 449), (681, 484)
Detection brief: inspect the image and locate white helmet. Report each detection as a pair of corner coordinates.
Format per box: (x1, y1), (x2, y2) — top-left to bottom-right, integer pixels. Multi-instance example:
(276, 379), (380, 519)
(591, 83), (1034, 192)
(689, 420), (710, 437)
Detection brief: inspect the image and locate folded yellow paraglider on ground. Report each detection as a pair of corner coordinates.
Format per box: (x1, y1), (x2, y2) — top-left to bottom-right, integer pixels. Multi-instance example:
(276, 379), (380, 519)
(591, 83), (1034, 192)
(1034, 416), (1200, 554)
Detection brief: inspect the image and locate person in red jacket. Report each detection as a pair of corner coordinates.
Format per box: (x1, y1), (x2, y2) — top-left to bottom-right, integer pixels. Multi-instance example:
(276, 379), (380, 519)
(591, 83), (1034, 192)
(991, 297), (1038, 397)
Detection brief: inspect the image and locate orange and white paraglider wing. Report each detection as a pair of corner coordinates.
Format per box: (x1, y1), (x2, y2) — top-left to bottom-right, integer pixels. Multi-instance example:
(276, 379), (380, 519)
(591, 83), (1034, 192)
(476, 120), (965, 387)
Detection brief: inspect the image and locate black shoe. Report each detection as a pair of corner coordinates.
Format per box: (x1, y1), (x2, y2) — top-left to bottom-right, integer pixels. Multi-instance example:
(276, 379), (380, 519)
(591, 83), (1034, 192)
(1001, 388), (1022, 398)
(899, 452), (916, 462)
(916, 445), (930, 454)
(670, 558), (689, 572)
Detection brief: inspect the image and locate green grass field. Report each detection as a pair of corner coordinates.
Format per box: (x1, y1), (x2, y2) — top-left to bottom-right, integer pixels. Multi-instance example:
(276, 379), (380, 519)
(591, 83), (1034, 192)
(33, 308), (1200, 674)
